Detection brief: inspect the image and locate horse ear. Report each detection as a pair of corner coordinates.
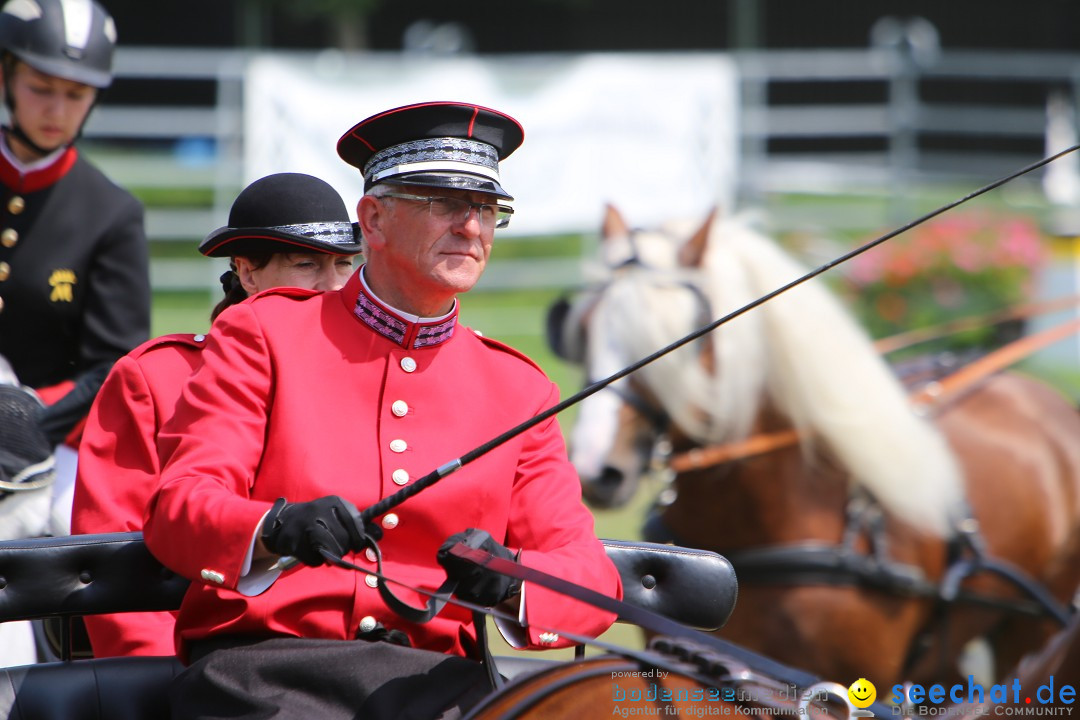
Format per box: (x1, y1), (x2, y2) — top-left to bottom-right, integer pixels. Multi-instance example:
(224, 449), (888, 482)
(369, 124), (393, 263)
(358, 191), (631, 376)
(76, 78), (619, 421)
(601, 203), (630, 241)
(678, 207), (718, 268)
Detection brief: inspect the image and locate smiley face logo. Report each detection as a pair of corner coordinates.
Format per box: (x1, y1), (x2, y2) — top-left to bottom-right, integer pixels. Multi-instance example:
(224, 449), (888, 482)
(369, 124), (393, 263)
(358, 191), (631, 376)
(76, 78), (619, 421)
(847, 678), (876, 709)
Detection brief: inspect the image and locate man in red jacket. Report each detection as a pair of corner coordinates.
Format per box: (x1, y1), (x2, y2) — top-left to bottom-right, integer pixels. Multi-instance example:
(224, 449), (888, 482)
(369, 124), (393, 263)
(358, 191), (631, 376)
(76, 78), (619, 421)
(144, 101), (621, 719)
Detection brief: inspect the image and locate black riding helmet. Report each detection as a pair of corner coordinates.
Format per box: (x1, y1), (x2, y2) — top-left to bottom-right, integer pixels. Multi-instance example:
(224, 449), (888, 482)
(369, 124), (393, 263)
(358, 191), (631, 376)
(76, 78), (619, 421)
(0, 0), (116, 155)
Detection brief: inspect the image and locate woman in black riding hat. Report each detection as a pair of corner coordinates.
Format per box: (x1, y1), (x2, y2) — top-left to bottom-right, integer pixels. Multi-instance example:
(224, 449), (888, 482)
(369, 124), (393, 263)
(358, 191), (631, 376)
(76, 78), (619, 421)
(71, 172), (362, 659)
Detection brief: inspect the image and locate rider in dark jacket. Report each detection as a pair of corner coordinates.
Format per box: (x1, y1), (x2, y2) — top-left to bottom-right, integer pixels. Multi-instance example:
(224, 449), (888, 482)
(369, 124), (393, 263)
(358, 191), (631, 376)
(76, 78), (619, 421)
(0, 0), (148, 669)
(0, 0), (149, 542)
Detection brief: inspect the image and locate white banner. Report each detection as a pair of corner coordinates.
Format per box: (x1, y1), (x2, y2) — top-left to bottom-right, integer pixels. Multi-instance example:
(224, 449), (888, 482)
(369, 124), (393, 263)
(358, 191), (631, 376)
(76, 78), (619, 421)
(245, 52), (738, 237)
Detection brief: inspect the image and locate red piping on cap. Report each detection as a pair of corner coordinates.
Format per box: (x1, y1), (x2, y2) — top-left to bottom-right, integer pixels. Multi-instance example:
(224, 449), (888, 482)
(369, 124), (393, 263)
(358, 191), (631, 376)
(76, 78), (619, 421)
(352, 133), (376, 152)
(467, 106), (479, 138)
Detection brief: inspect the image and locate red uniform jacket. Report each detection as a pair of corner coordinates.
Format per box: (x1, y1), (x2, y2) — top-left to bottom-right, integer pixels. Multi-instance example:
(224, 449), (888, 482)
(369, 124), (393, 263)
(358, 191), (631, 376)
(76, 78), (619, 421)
(72, 333), (208, 657)
(145, 269), (621, 661)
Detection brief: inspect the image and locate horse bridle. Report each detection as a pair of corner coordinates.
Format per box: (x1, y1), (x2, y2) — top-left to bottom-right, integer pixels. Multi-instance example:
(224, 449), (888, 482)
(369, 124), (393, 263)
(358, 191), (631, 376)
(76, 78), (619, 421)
(574, 247), (718, 437)
(586, 377), (671, 435)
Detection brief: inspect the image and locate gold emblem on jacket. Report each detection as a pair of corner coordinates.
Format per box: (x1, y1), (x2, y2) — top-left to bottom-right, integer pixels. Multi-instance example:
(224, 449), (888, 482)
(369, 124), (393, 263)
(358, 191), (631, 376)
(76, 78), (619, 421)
(49, 269), (76, 302)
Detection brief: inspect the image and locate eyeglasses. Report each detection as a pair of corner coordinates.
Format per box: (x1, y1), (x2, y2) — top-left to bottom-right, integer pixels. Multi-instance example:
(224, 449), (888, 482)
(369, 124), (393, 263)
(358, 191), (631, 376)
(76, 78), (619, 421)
(380, 191), (514, 230)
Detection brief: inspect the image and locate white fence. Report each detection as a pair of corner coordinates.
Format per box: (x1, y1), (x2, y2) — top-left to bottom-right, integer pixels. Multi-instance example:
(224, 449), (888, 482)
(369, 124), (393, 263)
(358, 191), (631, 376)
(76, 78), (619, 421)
(82, 46), (1080, 291)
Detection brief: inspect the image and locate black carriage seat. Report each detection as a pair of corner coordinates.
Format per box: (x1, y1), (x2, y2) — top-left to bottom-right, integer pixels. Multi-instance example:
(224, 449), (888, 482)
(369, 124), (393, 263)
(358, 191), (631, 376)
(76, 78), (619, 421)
(0, 533), (737, 720)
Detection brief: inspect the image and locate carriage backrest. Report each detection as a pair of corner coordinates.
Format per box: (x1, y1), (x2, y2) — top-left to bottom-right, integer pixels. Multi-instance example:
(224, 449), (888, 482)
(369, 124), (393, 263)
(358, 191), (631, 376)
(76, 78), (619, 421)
(0, 532), (737, 720)
(0, 533), (736, 639)
(0, 533), (187, 626)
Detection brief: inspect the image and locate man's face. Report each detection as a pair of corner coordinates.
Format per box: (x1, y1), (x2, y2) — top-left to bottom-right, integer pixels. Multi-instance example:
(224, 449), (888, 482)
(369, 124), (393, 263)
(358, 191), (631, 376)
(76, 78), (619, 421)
(363, 186), (499, 313)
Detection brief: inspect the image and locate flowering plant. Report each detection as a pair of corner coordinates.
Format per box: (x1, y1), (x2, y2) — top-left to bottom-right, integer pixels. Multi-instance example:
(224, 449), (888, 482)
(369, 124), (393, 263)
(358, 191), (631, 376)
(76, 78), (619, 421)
(843, 210), (1048, 351)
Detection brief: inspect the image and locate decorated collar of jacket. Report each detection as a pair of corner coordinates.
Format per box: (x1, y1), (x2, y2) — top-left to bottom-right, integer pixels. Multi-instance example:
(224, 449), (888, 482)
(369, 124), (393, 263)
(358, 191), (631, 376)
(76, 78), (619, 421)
(0, 135), (78, 193)
(350, 266), (458, 349)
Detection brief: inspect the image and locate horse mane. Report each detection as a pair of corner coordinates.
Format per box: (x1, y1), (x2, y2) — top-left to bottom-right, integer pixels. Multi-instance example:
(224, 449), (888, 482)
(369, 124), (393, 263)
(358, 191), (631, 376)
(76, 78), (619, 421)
(595, 212), (965, 536)
(704, 217), (965, 536)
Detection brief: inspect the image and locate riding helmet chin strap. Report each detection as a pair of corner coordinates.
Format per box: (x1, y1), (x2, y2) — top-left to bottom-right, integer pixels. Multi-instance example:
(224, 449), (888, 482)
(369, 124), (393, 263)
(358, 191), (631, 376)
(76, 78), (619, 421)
(3, 122), (54, 159)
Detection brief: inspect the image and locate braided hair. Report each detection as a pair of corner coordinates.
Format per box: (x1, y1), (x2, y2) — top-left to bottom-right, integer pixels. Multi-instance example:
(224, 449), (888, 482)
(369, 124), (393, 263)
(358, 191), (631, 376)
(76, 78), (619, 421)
(210, 251), (273, 321)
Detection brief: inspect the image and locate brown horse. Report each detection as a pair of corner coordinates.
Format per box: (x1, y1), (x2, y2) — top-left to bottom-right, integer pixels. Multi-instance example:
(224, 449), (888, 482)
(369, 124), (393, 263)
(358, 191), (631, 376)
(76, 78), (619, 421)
(559, 206), (1080, 690)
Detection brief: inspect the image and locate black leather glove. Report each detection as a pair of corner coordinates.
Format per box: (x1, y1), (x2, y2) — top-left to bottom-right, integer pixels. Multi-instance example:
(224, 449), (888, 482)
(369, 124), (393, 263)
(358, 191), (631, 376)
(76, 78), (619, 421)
(436, 528), (521, 606)
(260, 496), (379, 567)
(36, 364), (110, 445)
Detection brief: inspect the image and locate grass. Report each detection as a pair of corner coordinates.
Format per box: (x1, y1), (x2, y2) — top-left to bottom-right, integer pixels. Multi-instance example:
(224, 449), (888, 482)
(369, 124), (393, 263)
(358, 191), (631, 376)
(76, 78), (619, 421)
(132, 187), (216, 207)
(150, 290), (215, 335)
(151, 243), (210, 259)
(1017, 359), (1080, 401)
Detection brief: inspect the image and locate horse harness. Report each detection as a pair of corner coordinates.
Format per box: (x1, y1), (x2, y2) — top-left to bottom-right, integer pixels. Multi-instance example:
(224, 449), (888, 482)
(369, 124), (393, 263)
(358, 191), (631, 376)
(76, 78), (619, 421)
(549, 257), (1078, 641)
(646, 317), (1079, 616)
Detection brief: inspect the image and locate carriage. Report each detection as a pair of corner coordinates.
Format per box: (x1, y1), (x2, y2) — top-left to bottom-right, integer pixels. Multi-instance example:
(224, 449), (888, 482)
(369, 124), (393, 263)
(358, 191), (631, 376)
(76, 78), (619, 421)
(0, 528), (1074, 718)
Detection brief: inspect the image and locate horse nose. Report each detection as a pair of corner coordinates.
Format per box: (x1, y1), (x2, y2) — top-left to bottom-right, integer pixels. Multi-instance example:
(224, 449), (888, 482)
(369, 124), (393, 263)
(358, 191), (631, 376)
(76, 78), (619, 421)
(581, 466), (628, 509)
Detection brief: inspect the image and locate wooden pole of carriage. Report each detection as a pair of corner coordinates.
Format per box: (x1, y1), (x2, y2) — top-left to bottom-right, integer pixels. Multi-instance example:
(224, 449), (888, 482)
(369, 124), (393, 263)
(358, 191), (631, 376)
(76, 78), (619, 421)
(872, 293), (1080, 354)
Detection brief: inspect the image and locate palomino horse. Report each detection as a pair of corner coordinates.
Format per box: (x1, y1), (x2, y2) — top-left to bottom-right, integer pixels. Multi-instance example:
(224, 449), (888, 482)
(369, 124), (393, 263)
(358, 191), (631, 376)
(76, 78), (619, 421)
(559, 206), (1080, 689)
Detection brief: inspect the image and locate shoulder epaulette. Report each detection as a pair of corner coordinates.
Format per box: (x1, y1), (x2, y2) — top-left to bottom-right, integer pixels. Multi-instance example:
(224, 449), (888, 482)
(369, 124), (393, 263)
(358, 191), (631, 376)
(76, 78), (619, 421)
(127, 332), (208, 359)
(468, 327), (546, 374)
